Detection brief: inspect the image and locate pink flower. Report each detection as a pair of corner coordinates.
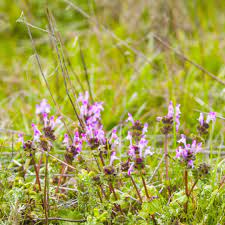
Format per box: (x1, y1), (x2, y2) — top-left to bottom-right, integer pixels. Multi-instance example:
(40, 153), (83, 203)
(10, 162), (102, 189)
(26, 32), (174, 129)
(36, 99), (50, 115)
(206, 112), (216, 123)
(142, 123), (148, 134)
(109, 152), (118, 166)
(176, 135), (202, 168)
(17, 133), (24, 144)
(175, 104), (181, 131)
(43, 113), (49, 127)
(144, 146), (154, 157)
(73, 131), (83, 153)
(32, 123), (41, 142)
(157, 101), (181, 132)
(126, 113), (135, 125)
(178, 134), (187, 146)
(109, 129), (120, 148)
(63, 134), (69, 147)
(128, 162), (134, 175)
(127, 131), (132, 145)
(167, 101), (174, 118)
(199, 112), (216, 125)
(199, 113), (204, 126)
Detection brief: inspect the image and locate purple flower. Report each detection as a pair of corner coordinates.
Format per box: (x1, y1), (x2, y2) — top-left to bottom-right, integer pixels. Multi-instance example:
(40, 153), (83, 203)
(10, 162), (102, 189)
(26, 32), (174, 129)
(199, 113), (204, 126)
(127, 130), (152, 159)
(109, 129), (120, 149)
(128, 145), (136, 157)
(198, 112), (216, 125)
(126, 113), (135, 125)
(109, 151), (118, 166)
(78, 92), (89, 117)
(32, 123), (41, 142)
(78, 92), (105, 145)
(63, 134), (69, 147)
(42, 113), (62, 130)
(95, 126), (106, 144)
(175, 104), (181, 131)
(126, 131), (132, 145)
(167, 101), (174, 118)
(176, 146), (183, 158)
(50, 116), (62, 129)
(36, 99), (50, 115)
(144, 146), (153, 157)
(142, 123), (148, 134)
(17, 133), (24, 144)
(187, 160), (194, 168)
(139, 136), (148, 157)
(177, 134), (187, 146)
(206, 112), (216, 123)
(176, 134), (202, 168)
(157, 101), (181, 132)
(43, 113), (49, 127)
(128, 162), (134, 175)
(156, 116), (163, 122)
(72, 131), (83, 153)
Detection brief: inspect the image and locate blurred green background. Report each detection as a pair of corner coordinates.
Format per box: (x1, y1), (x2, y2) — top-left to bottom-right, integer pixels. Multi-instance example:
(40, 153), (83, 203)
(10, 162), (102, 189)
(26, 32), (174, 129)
(0, 0), (225, 141)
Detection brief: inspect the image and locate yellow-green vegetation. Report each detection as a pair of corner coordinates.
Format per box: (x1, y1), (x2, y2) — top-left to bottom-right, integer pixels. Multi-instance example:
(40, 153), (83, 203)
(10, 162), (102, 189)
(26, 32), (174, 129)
(0, 1), (224, 224)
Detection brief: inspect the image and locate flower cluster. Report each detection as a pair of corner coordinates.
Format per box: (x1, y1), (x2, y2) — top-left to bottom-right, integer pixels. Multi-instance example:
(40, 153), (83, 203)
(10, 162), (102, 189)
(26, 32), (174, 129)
(78, 92), (105, 149)
(30, 100), (62, 151)
(36, 99), (50, 115)
(157, 101), (181, 134)
(32, 113), (62, 142)
(126, 113), (153, 175)
(103, 129), (120, 175)
(197, 112), (216, 135)
(176, 134), (202, 168)
(63, 131), (84, 164)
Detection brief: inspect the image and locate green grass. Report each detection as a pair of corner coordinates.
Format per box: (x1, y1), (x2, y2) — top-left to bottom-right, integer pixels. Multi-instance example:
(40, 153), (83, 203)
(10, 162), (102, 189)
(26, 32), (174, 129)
(0, 0), (225, 224)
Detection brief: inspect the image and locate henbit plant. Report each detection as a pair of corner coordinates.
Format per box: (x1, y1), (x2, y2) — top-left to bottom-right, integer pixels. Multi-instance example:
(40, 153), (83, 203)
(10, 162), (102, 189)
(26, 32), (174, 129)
(157, 101), (181, 198)
(1, 95), (224, 225)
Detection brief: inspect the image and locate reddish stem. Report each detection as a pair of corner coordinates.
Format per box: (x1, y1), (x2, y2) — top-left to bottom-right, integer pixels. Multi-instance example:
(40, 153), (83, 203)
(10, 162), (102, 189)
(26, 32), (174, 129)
(99, 152), (105, 166)
(32, 158), (42, 192)
(109, 183), (123, 215)
(141, 176), (150, 199)
(188, 179), (198, 197)
(130, 176), (143, 203)
(184, 169), (189, 213)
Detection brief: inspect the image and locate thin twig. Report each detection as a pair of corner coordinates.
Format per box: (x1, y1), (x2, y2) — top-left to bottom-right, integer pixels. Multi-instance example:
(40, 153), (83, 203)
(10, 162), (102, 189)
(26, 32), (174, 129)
(38, 148), (77, 171)
(79, 40), (94, 103)
(152, 34), (225, 86)
(24, 15), (73, 141)
(46, 9), (84, 129)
